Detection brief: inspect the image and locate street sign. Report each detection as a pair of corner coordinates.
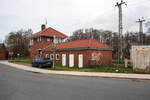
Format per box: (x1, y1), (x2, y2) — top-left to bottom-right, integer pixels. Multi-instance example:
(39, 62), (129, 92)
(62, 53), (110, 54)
(9, 52), (14, 56)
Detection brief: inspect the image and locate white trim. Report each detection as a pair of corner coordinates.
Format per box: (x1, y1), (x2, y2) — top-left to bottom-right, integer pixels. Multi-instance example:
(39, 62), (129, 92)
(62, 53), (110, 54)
(78, 54), (83, 68)
(39, 37), (42, 41)
(30, 39), (34, 45)
(69, 54), (74, 67)
(45, 54), (49, 58)
(56, 54), (60, 60)
(50, 54), (54, 59)
(62, 54), (66, 66)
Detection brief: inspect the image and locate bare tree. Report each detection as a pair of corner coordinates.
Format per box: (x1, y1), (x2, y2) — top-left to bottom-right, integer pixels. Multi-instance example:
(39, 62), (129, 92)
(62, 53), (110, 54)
(68, 28), (150, 59)
(5, 29), (33, 58)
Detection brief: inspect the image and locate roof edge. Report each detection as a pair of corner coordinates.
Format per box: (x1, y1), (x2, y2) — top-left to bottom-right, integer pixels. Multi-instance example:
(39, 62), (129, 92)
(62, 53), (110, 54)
(44, 47), (112, 52)
(30, 34), (67, 38)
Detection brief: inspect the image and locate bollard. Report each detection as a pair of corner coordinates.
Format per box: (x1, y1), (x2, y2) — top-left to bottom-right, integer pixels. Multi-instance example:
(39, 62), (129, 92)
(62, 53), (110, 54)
(125, 59), (128, 68)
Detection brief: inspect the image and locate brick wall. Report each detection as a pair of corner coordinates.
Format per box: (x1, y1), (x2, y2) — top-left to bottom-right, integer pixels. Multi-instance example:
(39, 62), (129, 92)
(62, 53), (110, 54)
(43, 49), (112, 67)
(88, 50), (112, 66)
(43, 50), (90, 67)
(30, 37), (53, 59)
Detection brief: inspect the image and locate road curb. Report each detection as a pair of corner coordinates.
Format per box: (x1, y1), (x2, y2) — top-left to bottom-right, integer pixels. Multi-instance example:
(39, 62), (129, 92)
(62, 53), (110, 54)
(1, 61), (150, 80)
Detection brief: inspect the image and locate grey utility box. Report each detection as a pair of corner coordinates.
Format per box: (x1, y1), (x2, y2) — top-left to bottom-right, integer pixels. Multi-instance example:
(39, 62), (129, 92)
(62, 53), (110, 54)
(131, 45), (150, 70)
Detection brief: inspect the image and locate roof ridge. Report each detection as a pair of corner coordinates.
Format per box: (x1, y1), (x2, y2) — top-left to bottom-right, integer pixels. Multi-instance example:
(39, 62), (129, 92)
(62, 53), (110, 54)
(44, 38), (112, 51)
(47, 27), (68, 37)
(31, 26), (68, 38)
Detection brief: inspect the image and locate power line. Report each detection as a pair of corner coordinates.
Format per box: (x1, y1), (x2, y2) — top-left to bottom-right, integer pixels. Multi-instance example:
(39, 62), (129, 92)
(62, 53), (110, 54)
(115, 0), (127, 64)
(136, 18), (146, 45)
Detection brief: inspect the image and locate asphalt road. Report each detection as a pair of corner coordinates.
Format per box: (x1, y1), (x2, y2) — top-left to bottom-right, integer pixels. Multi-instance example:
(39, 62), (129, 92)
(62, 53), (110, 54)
(0, 63), (150, 100)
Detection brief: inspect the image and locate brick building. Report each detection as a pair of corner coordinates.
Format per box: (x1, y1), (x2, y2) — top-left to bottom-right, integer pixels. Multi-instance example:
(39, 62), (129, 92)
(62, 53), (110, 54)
(0, 43), (6, 60)
(43, 39), (112, 67)
(30, 25), (112, 68)
(30, 24), (67, 59)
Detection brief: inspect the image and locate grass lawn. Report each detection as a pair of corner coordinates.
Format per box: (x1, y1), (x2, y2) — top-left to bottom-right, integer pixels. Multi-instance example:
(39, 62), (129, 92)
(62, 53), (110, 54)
(8, 59), (32, 64)
(44, 65), (133, 73)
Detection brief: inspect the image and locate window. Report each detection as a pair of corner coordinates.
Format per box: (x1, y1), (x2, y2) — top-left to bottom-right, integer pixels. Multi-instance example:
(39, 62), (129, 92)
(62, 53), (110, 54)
(37, 37), (42, 42)
(58, 38), (62, 43)
(30, 39), (34, 45)
(50, 54), (54, 59)
(45, 54), (49, 58)
(54, 38), (58, 44)
(56, 54), (60, 60)
(47, 38), (50, 42)
(39, 37), (42, 41)
(38, 50), (42, 55)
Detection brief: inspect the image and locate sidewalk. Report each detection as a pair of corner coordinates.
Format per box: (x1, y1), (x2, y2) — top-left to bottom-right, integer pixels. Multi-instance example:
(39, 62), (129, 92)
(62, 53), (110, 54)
(1, 61), (150, 80)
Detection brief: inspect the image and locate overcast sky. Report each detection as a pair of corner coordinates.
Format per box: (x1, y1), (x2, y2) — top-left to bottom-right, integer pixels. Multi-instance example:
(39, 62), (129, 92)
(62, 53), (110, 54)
(0, 0), (150, 41)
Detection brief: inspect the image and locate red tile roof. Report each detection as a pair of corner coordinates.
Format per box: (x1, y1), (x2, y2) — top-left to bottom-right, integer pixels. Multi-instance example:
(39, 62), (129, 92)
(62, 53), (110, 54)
(31, 27), (68, 38)
(44, 39), (112, 51)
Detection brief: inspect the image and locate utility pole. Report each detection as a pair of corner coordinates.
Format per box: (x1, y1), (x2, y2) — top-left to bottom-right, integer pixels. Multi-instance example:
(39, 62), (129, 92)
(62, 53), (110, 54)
(136, 18), (145, 45)
(52, 35), (56, 68)
(115, 0), (127, 64)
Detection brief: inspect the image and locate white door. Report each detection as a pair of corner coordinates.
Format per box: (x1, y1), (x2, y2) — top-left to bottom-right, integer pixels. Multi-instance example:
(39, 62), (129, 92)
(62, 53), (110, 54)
(69, 54), (74, 67)
(62, 54), (66, 66)
(78, 54), (83, 68)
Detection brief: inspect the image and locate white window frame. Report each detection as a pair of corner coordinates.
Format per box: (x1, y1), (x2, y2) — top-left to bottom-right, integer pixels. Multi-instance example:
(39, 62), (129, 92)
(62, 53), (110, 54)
(56, 54), (60, 60)
(39, 37), (42, 42)
(30, 39), (34, 45)
(45, 54), (49, 58)
(50, 54), (54, 59)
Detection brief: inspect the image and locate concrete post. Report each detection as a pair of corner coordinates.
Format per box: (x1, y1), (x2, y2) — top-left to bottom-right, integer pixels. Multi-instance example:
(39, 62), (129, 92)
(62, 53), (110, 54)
(125, 59), (128, 68)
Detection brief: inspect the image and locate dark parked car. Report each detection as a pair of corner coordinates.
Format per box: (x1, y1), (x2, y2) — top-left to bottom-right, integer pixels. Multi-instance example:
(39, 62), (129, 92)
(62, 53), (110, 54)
(32, 58), (53, 68)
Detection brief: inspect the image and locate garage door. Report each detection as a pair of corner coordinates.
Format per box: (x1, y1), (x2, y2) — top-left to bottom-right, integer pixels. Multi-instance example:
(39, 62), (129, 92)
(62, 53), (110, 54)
(69, 54), (74, 67)
(78, 54), (83, 68)
(62, 54), (66, 66)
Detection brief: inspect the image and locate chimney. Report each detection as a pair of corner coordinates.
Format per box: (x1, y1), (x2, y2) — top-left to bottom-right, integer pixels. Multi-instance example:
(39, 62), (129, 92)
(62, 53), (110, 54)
(41, 24), (46, 31)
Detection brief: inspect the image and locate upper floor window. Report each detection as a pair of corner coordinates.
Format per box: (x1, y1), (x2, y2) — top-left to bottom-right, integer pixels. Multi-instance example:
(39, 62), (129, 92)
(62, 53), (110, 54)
(54, 38), (63, 43)
(58, 38), (61, 43)
(30, 39), (34, 45)
(39, 37), (42, 41)
(54, 38), (58, 44)
(37, 37), (42, 42)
